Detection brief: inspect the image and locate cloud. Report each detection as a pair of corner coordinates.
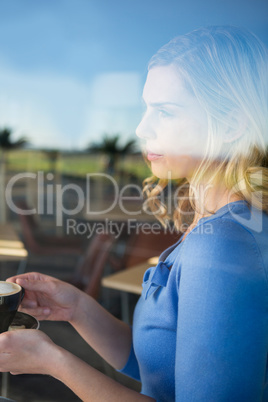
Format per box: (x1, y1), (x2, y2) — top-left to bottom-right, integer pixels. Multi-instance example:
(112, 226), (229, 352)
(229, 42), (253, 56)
(80, 71), (143, 147)
(0, 65), (143, 150)
(0, 63), (90, 149)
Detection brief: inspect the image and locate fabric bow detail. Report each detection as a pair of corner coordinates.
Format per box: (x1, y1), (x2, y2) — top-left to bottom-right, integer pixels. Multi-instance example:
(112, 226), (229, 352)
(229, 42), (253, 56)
(142, 261), (171, 300)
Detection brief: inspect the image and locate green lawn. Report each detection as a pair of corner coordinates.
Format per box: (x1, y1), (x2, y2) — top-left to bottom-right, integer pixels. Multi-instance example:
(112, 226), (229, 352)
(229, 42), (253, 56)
(5, 150), (151, 181)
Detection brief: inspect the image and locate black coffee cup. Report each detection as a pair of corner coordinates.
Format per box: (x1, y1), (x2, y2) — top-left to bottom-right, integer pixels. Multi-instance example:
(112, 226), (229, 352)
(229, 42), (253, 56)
(0, 281), (24, 333)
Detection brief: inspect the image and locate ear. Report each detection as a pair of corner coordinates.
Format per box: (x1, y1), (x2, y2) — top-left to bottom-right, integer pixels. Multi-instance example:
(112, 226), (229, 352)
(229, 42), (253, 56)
(223, 111), (248, 143)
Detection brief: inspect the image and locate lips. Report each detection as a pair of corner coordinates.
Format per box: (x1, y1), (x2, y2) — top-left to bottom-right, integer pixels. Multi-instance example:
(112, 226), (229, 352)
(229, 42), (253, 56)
(147, 152), (164, 161)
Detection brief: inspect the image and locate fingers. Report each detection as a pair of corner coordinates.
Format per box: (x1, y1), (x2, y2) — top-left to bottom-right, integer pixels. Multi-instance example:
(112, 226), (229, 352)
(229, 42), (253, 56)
(0, 330), (52, 375)
(7, 272), (41, 282)
(19, 298), (51, 317)
(19, 306), (51, 320)
(13, 277), (56, 295)
(7, 272), (53, 284)
(20, 305), (51, 316)
(21, 299), (38, 308)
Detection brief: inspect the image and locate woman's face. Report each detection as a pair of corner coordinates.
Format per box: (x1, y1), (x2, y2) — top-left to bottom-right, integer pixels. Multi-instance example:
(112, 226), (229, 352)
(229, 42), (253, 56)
(136, 65), (208, 180)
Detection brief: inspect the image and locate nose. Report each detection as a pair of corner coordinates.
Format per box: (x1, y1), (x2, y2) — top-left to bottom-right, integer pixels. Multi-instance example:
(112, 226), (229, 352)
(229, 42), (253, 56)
(136, 113), (157, 140)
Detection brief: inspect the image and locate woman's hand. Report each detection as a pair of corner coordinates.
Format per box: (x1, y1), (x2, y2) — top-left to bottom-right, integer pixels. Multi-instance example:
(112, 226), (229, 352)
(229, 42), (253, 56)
(0, 330), (153, 402)
(8, 273), (133, 372)
(7, 272), (81, 322)
(0, 329), (61, 376)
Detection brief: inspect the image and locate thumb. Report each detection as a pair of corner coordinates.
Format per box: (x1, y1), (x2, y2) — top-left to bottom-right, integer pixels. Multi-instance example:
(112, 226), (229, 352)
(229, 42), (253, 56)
(15, 278), (53, 294)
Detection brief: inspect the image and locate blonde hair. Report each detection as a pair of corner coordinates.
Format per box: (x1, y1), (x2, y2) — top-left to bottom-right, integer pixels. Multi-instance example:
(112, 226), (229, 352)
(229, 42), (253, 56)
(142, 26), (268, 231)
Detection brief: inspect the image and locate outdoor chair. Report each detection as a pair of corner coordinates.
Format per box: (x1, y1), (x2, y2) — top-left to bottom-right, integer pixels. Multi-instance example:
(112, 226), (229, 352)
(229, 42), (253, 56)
(16, 200), (84, 253)
(109, 227), (180, 271)
(69, 232), (117, 300)
(15, 200), (85, 273)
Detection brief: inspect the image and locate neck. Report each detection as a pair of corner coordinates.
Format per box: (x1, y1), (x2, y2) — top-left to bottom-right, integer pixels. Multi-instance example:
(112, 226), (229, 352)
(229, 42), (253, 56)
(191, 181), (242, 223)
(180, 183), (241, 242)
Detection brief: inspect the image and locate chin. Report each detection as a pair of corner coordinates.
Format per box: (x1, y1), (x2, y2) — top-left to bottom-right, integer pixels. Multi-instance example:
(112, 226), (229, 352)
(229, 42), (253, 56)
(151, 162), (167, 179)
(151, 164), (182, 180)
(152, 155), (199, 180)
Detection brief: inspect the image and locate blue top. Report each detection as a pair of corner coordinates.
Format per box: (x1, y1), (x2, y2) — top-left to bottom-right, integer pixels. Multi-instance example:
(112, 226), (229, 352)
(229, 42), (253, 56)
(119, 201), (268, 401)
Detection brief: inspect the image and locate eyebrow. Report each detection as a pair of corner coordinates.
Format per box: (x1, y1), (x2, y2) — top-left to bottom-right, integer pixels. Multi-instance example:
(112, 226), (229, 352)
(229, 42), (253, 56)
(142, 99), (183, 108)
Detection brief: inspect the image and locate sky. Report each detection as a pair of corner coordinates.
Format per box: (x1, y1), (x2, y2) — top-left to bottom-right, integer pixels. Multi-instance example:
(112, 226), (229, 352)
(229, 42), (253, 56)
(0, 0), (267, 150)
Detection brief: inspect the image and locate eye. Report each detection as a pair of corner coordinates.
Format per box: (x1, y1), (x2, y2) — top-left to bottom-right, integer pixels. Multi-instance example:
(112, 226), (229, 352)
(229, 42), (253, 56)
(158, 109), (172, 118)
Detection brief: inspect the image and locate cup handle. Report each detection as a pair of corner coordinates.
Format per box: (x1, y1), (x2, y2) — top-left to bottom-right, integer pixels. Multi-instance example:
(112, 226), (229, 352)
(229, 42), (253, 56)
(20, 286), (25, 302)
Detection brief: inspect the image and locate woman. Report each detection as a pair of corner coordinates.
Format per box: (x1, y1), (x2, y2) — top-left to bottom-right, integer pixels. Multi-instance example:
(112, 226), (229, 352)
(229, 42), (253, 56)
(2, 26), (268, 401)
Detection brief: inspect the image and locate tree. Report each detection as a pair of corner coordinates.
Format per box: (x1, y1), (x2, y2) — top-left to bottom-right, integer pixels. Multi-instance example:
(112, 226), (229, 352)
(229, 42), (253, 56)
(0, 127), (28, 222)
(0, 127), (28, 150)
(88, 134), (137, 174)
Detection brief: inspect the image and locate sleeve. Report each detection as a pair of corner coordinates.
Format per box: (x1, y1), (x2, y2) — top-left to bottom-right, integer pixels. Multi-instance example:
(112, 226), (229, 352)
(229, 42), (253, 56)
(118, 336), (141, 382)
(175, 219), (268, 401)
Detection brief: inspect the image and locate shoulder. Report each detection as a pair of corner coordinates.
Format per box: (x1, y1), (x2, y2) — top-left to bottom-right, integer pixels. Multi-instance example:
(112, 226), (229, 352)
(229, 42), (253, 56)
(178, 205), (268, 281)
